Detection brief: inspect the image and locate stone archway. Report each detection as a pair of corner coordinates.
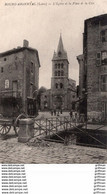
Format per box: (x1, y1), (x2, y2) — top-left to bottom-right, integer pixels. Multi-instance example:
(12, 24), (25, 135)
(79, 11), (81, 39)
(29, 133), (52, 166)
(54, 95), (62, 109)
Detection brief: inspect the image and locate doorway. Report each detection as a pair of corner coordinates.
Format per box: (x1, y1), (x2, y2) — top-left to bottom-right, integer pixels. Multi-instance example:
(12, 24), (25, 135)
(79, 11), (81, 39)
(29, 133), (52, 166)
(12, 81), (18, 97)
(102, 102), (107, 121)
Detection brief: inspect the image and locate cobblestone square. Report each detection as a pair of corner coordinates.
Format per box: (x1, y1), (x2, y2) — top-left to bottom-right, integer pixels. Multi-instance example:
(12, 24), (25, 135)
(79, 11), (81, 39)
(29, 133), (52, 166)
(0, 128), (107, 164)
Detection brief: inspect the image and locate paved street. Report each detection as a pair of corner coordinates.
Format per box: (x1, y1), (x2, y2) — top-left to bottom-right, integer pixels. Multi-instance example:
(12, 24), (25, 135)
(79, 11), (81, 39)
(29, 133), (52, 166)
(36, 111), (70, 119)
(0, 111), (107, 164)
(0, 128), (107, 164)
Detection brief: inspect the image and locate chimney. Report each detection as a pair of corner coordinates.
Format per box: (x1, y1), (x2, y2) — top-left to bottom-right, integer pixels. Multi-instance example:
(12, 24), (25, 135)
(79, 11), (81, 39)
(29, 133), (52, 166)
(23, 40), (29, 47)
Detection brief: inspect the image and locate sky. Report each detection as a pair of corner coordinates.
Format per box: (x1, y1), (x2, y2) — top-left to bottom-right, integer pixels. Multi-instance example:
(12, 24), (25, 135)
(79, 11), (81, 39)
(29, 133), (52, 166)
(0, 0), (107, 88)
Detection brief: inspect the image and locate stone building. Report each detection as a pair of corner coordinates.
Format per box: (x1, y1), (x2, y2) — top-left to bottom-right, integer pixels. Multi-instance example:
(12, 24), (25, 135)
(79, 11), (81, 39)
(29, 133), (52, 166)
(77, 14), (107, 122)
(41, 35), (76, 111)
(0, 40), (40, 116)
(40, 89), (51, 110)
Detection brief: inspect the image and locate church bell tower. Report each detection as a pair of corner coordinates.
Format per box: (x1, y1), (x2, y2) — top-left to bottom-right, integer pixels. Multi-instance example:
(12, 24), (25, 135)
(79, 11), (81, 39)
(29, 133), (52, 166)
(51, 34), (69, 110)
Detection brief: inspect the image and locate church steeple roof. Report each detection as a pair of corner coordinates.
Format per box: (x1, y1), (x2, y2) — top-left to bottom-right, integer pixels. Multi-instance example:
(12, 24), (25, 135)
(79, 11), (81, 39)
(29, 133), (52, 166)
(52, 34), (68, 62)
(57, 34), (65, 54)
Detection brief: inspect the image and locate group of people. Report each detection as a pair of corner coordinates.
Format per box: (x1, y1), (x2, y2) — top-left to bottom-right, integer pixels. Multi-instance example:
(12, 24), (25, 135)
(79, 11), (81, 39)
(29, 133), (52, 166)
(69, 110), (85, 122)
(69, 110), (77, 118)
(50, 109), (85, 122)
(51, 109), (63, 116)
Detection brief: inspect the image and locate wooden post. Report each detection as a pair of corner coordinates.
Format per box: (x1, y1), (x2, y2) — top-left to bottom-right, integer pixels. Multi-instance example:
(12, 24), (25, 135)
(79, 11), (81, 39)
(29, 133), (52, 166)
(64, 117), (66, 131)
(56, 117), (58, 133)
(70, 116), (72, 129)
(39, 119), (41, 135)
(46, 119), (47, 136)
(49, 121), (50, 138)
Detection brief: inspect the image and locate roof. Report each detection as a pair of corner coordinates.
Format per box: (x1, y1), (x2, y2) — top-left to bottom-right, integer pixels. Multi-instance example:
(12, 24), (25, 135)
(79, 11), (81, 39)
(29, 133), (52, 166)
(85, 14), (107, 25)
(52, 34), (69, 62)
(0, 46), (40, 67)
(57, 34), (65, 54)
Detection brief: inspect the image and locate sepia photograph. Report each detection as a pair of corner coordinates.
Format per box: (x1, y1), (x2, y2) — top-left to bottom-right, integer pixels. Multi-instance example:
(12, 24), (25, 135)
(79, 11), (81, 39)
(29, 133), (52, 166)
(0, 0), (107, 163)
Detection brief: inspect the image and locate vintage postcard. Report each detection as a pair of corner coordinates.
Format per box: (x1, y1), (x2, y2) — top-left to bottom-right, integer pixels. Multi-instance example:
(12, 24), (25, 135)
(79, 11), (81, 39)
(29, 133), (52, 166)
(0, 0), (106, 164)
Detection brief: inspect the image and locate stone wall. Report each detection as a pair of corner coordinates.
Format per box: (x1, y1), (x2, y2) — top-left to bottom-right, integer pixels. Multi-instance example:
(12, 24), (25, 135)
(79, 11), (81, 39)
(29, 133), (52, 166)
(85, 15), (107, 121)
(0, 47), (40, 115)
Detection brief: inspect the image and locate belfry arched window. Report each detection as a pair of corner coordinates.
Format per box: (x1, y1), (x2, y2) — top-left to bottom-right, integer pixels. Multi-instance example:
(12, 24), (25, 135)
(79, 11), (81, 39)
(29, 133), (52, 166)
(55, 71), (57, 76)
(58, 63), (60, 69)
(60, 83), (63, 89)
(55, 64), (57, 69)
(55, 83), (58, 89)
(58, 71), (60, 76)
(61, 63), (64, 68)
(61, 70), (64, 76)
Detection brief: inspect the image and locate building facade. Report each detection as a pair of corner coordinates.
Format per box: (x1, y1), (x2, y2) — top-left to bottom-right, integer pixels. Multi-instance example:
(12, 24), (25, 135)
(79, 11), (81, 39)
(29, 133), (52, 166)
(77, 14), (107, 122)
(41, 35), (76, 111)
(0, 40), (40, 116)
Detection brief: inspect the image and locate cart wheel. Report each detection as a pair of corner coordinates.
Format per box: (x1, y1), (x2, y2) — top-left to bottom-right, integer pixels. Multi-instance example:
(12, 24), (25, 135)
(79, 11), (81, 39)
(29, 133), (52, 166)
(0, 125), (11, 135)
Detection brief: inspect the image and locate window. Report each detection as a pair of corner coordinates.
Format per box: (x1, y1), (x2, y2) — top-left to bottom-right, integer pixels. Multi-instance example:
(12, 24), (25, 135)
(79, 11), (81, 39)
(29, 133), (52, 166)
(58, 63), (60, 69)
(55, 64), (57, 69)
(4, 58), (7, 61)
(101, 51), (107, 65)
(31, 62), (34, 73)
(5, 79), (9, 89)
(96, 52), (101, 66)
(101, 30), (107, 42)
(97, 53), (101, 59)
(58, 71), (60, 76)
(44, 101), (47, 108)
(60, 83), (63, 89)
(1, 67), (3, 73)
(61, 70), (64, 76)
(55, 71), (57, 76)
(58, 51), (61, 57)
(96, 51), (107, 66)
(61, 63), (64, 68)
(101, 75), (107, 92)
(56, 83), (58, 89)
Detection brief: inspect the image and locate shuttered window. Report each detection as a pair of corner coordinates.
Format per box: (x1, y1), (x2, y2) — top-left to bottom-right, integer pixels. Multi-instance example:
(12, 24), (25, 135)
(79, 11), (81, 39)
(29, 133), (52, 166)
(101, 75), (107, 92)
(101, 51), (107, 65)
(96, 52), (101, 66)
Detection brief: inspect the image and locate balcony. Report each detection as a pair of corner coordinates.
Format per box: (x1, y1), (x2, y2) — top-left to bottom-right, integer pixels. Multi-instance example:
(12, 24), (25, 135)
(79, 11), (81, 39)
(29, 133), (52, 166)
(0, 90), (22, 98)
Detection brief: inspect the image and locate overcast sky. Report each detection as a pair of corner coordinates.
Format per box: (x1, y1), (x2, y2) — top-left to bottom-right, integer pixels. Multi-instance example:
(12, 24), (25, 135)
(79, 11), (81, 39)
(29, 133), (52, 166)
(0, 0), (107, 88)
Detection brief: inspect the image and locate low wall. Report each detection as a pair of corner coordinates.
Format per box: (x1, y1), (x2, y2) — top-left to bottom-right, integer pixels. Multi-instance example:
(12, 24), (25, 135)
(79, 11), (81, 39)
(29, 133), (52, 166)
(87, 111), (103, 123)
